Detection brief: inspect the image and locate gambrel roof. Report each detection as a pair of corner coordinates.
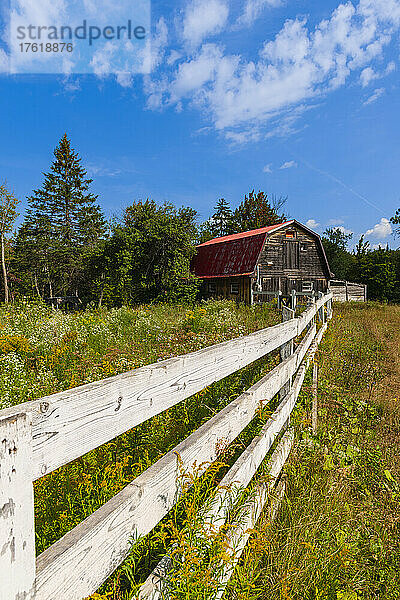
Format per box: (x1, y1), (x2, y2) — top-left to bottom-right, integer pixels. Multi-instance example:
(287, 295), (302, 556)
(192, 220), (332, 278)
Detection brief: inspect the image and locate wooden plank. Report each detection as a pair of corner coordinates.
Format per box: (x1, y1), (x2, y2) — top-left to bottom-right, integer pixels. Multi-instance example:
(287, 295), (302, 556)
(0, 413), (36, 600)
(34, 325), (317, 600)
(213, 431), (293, 600)
(0, 319), (298, 481)
(139, 324), (318, 599)
(280, 306), (294, 400)
(140, 430), (294, 600)
(312, 362), (318, 434)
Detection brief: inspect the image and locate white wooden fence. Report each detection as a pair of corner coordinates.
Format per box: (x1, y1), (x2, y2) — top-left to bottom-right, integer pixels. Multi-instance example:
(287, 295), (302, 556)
(0, 292), (333, 600)
(330, 280), (367, 302)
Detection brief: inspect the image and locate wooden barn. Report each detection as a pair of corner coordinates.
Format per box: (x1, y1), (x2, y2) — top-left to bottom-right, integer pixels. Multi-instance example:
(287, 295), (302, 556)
(192, 220), (332, 304)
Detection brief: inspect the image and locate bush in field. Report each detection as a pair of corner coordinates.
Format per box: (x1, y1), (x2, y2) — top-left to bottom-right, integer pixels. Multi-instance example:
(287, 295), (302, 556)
(87, 200), (200, 306)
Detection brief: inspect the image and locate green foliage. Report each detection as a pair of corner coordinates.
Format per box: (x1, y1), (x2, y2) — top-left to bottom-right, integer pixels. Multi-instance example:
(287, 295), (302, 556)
(391, 207), (400, 236)
(232, 190), (287, 233)
(13, 134), (106, 298)
(322, 227), (355, 280)
(0, 182), (20, 302)
(200, 198), (235, 242)
(89, 200), (200, 306)
(322, 228), (400, 302)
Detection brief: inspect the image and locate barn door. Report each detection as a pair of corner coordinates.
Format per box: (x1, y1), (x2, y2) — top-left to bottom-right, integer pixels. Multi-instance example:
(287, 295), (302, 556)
(284, 241), (299, 269)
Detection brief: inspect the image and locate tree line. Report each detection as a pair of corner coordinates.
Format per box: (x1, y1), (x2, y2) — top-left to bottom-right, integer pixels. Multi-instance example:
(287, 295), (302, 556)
(0, 134), (399, 306)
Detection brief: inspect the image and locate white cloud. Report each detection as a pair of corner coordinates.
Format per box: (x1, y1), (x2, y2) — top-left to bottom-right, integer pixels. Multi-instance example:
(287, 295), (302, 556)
(183, 0), (229, 48)
(327, 218), (345, 226)
(306, 219), (321, 230)
(363, 86), (385, 105)
(149, 17), (169, 71)
(263, 163), (273, 173)
(360, 61), (396, 86)
(87, 164), (122, 177)
(167, 50), (182, 66)
(336, 225), (354, 235)
(224, 128), (262, 144)
(147, 0), (400, 138)
(280, 160), (297, 169)
(386, 60), (396, 74)
(7, 0), (151, 77)
(360, 66), (377, 86)
(237, 0), (282, 27)
(0, 49), (8, 73)
(365, 217), (392, 238)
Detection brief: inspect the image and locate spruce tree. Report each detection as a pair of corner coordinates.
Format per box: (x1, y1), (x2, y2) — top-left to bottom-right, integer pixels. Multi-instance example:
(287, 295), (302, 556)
(210, 198), (233, 237)
(15, 134), (106, 298)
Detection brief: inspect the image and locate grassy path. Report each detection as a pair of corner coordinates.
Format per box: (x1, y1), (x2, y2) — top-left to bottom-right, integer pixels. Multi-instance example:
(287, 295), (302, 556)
(226, 303), (400, 600)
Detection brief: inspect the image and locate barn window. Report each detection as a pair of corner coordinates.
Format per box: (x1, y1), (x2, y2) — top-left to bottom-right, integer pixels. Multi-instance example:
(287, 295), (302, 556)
(285, 230), (296, 239)
(208, 282), (216, 293)
(230, 282), (239, 294)
(302, 281), (313, 292)
(300, 242), (308, 251)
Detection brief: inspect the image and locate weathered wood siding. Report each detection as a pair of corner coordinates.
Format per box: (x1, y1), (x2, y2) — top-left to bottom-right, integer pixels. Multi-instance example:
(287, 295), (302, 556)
(201, 276), (251, 303)
(199, 224), (330, 302)
(330, 280), (367, 302)
(258, 225), (329, 295)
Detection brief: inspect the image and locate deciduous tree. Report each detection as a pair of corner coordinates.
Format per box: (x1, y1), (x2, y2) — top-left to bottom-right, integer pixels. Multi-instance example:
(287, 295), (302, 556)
(0, 182), (19, 303)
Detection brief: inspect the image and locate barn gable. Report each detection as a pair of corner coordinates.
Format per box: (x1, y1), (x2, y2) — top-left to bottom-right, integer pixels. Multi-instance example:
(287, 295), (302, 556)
(192, 220), (331, 280)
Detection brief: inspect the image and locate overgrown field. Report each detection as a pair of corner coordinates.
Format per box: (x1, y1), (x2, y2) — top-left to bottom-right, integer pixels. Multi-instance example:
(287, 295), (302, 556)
(2, 301), (399, 600)
(0, 300), (280, 410)
(0, 299), (281, 595)
(225, 303), (400, 600)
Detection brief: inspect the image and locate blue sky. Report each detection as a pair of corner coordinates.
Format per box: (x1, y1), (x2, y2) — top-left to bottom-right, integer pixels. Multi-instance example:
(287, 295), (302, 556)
(0, 0), (399, 248)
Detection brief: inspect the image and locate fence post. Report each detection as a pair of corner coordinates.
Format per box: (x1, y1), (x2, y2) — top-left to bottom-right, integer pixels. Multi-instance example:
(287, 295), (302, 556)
(317, 291), (324, 323)
(277, 291), (282, 311)
(312, 362), (318, 434)
(279, 305), (295, 402)
(0, 413), (36, 600)
(327, 297), (333, 320)
(290, 289), (297, 311)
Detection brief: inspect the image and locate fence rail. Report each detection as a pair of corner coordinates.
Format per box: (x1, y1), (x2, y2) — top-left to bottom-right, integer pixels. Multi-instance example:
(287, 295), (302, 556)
(0, 292), (333, 600)
(330, 280), (367, 302)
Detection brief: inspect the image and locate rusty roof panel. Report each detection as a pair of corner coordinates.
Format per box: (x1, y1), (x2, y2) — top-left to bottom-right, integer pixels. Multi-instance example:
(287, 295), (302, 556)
(197, 222), (292, 247)
(192, 232), (266, 278)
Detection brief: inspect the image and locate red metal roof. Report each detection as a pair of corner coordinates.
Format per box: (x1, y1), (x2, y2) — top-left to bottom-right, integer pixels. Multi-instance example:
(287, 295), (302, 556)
(197, 221), (293, 247)
(192, 231), (267, 278)
(192, 232), (266, 279)
(193, 222), (294, 279)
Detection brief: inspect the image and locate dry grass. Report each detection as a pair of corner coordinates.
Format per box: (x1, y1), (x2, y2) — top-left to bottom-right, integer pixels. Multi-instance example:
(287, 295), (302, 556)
(226, 303), (400, 600)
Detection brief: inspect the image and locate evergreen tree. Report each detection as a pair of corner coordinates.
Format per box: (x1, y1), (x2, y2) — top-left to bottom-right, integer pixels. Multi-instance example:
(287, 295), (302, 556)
(14, 134), (106, 298)
(200, 198), (234, 241)
(232, 190), (286, 232)
(210, 198), (233, 237)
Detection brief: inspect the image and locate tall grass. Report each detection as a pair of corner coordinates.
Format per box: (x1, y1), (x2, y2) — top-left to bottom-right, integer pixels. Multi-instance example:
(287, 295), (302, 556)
(225, 303), (400, 600)
(4, 301), (396, 600)
(0, 299), (281, 598)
